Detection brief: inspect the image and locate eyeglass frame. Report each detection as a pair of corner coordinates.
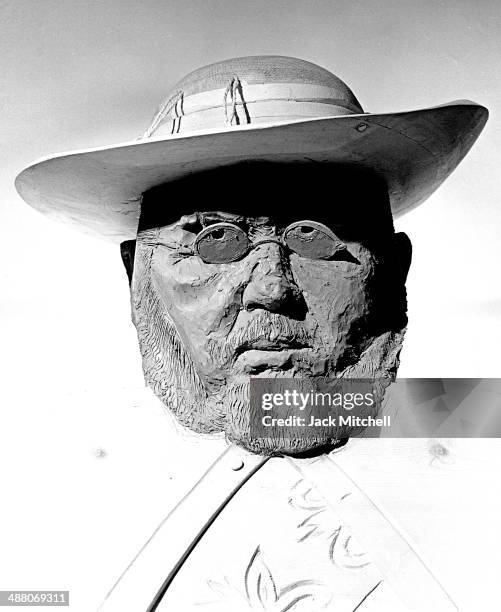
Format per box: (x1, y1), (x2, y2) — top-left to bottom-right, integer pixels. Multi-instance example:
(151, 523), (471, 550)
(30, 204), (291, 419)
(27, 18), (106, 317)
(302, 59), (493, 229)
(193, 219), (346, 264)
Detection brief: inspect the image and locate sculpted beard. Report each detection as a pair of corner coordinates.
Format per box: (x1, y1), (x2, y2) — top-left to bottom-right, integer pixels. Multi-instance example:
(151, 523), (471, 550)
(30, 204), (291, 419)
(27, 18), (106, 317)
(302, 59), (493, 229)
(131, 243), (406, 455)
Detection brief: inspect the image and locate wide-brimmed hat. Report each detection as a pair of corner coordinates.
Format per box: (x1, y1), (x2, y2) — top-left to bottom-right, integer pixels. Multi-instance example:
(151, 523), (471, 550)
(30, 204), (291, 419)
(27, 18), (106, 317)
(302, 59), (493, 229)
(15, 55), (488, 243)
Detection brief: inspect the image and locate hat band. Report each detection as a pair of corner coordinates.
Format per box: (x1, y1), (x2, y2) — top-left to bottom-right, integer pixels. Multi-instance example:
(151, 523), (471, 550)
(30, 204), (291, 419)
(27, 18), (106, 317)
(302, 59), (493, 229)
(142, 82), (363, 139)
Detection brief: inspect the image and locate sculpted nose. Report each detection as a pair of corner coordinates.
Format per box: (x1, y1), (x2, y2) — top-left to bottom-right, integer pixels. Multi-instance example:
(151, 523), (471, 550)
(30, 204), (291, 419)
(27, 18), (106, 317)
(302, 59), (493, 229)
(242, 244), (307, 318)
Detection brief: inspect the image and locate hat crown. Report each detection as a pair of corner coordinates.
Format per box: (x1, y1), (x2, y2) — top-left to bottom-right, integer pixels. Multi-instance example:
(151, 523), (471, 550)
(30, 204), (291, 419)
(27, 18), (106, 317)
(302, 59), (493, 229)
(142, 55), (364, 138)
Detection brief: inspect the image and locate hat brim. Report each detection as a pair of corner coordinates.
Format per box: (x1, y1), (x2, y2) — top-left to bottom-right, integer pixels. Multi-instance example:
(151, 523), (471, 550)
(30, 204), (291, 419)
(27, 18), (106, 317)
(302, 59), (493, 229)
(15, 101), (488, 242)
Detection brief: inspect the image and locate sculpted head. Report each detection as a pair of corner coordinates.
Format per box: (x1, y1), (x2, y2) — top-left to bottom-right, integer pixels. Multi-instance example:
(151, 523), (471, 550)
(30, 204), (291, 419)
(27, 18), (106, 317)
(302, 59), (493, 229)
(121, 162), (412, 455)
(14, 54), (486, 454)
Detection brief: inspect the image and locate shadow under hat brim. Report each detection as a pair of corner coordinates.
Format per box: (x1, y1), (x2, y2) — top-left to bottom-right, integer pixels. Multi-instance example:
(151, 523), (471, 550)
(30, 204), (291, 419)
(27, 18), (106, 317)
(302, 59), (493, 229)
(15, 101), (488, 243)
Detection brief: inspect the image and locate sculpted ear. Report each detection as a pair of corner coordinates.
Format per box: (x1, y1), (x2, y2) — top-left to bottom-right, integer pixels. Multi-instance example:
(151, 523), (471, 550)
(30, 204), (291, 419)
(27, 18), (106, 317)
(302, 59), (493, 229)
(393, 232), (412, 283)
(120, 240), (136, 286)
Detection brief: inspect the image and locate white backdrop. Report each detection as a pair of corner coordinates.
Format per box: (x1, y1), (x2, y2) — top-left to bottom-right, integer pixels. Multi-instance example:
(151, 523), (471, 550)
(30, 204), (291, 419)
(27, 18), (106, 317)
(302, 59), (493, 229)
(1, 1), (500, 610)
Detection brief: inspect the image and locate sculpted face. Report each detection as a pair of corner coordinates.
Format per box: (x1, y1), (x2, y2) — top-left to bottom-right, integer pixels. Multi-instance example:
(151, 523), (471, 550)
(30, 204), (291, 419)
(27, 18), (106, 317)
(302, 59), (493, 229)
(123, 163), (411, 455)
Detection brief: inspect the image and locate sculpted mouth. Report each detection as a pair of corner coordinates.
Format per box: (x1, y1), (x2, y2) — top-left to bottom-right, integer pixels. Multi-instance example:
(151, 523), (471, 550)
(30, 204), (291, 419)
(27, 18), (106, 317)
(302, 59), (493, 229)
(236, 348), (310, 373)
(233, 339), (311, 372)
(234, 339), (310, 357)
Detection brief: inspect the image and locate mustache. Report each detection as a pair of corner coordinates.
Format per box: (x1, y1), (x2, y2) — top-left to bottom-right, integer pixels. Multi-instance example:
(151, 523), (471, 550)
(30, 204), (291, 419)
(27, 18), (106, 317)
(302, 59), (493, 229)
(210, 311), (312, 364)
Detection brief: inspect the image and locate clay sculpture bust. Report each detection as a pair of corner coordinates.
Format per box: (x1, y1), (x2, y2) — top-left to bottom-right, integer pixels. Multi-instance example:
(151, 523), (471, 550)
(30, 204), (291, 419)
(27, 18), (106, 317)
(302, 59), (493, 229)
(15, 55), (489, 611)
(16, 55), (488, 456)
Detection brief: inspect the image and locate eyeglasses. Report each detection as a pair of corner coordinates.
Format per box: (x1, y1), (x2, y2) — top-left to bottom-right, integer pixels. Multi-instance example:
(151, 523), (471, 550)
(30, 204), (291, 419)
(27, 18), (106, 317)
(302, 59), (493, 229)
(194, 220), (347, 264)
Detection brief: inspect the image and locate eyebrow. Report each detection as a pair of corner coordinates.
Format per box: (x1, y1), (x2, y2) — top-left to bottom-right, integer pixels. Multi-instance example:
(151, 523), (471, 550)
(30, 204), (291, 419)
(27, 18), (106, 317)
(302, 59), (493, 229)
(198, 212), (247, 227)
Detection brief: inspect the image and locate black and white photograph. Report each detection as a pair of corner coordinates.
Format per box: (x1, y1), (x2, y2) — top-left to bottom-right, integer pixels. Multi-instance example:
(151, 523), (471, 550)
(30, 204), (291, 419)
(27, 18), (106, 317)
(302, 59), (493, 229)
(1, 1), (501, 610)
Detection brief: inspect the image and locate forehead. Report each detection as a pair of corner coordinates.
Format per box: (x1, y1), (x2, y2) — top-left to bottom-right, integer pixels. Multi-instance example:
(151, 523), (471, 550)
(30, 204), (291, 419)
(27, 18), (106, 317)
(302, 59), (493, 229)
(138, 162), (394, 234)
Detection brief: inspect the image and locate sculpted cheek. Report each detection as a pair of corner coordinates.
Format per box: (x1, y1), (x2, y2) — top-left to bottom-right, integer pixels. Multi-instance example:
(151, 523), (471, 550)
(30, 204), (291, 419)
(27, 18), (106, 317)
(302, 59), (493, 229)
(290, 256), (374, 342)
(204, 269), (247, 336)
(150, 251), (213, 305)
(148, 253), (247, 372)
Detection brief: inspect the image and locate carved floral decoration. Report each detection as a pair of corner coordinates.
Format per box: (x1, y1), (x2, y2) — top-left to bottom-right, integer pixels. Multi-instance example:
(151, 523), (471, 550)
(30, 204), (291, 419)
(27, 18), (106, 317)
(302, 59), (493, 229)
(289, 479), (370, 569)
(202, 546), (333, 611)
